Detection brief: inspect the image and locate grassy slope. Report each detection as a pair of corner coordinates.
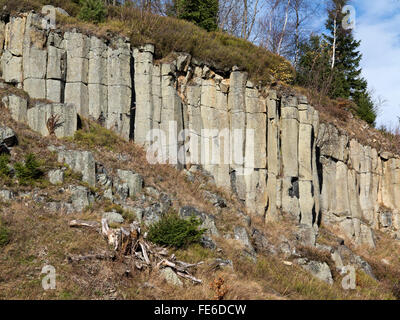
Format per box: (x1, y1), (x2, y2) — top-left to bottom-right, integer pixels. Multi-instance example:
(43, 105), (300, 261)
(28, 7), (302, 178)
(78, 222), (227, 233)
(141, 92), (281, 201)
(0, 101), (398, 300)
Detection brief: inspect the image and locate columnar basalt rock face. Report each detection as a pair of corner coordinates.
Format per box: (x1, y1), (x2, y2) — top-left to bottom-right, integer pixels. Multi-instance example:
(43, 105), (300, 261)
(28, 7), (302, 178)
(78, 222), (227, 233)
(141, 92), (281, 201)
(1, 93), (77, 138)
(27, 102), (77, 138)
(57, 149), (96, 187)
(2, 12), (400, 249)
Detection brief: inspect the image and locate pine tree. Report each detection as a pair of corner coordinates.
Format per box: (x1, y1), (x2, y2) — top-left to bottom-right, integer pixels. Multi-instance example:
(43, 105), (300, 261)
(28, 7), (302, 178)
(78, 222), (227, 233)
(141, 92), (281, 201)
(324, 0), (376, 124)
(174, 0), (219, 32)
(296, 0), (377, 125)
(295, 35), (332, 95)
(78, 0), (107, 24)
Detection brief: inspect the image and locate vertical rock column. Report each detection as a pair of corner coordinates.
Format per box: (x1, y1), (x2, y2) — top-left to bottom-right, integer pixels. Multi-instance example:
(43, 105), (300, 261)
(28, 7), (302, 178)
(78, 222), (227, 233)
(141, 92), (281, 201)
(0, 21), (5, 60)
(64, 31), (89, 118)
(106, 38), (132, 140)
(23, 13), (48, 99)
(311, 107), (321, 225)
(185, 69), (204, 169)
(46, 32), (66, 103)
(1, 15), (26, 86)
(266, 90), (280, 221)
(133, 44), (154, 145)
(199, 75), (230, 190)
(228, 69), (247, 201)
(159, 62), (184, 166)
(214, 76), (231, 191)
(358, 145), (376, 225)
(244, 83), (267, 215)
(88, 36), (108, 120)
(298, 102), (315, 226)
(280, 95), (300, 220)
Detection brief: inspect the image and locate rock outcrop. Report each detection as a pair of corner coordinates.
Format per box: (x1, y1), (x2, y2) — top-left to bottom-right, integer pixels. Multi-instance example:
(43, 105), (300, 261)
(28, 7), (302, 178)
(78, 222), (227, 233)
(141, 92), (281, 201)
(2, 11), (400, 248)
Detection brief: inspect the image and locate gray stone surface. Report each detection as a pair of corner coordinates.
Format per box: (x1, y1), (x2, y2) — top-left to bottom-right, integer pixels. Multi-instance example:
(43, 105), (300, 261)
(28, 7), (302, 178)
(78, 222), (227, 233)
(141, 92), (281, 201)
(142, 203), (163, 226)
(2, 95), (28, 123)
(234, 226), (252, 248)
(69, 185), (95, 212)
(48, 169), (64, 185)
(160, 267), (183, 286)
(296, 259), (334, 284)
(0, 189), (14, 201)
(58, 150), (96, 186)
(116, 170), (143, 199)
(179, 206), (219, 236)
(1, 16), (400, 251)
(0, 126), (17, 147)
(27, 102), (77, 138)
(102, 212), (124, 224)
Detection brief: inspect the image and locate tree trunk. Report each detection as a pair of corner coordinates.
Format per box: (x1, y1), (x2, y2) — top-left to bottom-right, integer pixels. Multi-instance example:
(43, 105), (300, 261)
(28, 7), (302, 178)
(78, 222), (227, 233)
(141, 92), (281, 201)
(277, 0), (291, 55)
(331, 13), (337, 70)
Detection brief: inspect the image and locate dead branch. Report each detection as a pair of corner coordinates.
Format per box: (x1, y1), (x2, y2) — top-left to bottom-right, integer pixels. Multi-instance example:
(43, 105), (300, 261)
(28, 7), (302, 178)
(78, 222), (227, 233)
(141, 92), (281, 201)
(67, 252), (115, 263)
(69, 220), (100, 229)
(70, 218), (203, 284)
(176, 272), (202, 284)
(46, 114), (62, 136)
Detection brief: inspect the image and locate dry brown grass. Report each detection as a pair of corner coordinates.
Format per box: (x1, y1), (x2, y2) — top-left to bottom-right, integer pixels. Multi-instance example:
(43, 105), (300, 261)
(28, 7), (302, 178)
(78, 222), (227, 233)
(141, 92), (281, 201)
(0, 96), (399, 300)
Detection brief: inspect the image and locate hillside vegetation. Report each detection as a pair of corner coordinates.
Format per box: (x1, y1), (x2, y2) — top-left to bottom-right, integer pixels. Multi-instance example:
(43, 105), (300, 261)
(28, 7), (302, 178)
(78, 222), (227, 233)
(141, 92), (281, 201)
(1, 103), (400, 300)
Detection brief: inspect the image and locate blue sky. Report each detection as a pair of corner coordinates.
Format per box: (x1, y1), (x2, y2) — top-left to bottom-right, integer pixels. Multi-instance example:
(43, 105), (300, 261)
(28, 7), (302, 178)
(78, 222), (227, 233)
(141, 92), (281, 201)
(350, 0), (400, 127)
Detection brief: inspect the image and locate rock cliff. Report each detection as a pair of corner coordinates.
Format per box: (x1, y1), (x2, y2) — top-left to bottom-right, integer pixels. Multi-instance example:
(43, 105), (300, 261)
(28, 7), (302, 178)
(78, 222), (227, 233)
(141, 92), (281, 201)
(1, 11), (399, 249)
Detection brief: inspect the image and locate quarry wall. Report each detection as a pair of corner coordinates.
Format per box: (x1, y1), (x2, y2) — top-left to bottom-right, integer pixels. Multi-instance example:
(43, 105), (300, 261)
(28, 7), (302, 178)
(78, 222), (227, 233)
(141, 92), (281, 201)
(2, 12), (400, 247)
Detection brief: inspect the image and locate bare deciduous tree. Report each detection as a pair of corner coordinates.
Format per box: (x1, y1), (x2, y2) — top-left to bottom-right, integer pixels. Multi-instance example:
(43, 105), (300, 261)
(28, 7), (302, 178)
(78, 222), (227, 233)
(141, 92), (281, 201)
(256, 0), (322, 61)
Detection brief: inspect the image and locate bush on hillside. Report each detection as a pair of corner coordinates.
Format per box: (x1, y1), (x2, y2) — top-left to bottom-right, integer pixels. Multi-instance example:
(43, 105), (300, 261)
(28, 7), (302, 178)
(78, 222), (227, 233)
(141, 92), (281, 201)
(78, 0), (107, 24)
(14, 153), (43, 184)
(147, 213), (206, 248)
(0, 218), (10, 247)
(0, 154), (12, 177)
(72, 121), (120, 150)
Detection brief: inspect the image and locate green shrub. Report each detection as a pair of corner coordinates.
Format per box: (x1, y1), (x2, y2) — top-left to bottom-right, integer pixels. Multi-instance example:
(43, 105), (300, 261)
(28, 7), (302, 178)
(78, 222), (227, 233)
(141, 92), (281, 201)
(0, 219), (10, 247)
(14, 153), (43, 184)
(72, 121), (119, 151)
(0, 154), (11, 177)
(147, 213), (206, 248)
(78, 0), (107, 24)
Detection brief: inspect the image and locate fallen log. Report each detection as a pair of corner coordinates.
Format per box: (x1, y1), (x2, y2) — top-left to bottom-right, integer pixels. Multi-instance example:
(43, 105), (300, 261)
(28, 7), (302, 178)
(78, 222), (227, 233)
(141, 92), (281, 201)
(176, 271), (202, 284)
(67, 252), (114, 262)
(101, 218), (120, 251)
(140, 242), (151, 265)
(69, 220), (100, 229)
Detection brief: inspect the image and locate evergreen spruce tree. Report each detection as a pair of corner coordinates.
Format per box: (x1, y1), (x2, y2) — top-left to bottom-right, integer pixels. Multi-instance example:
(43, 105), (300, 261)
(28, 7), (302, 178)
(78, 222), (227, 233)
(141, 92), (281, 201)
(175, 0), (219, 32)
(296, 0), (377, 125)
(295, 35), (332, 94)
(324, 0), (376, 124)
(78, 0), (107, 24)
